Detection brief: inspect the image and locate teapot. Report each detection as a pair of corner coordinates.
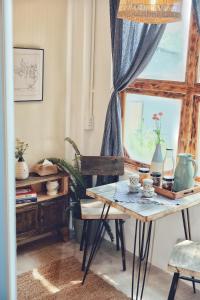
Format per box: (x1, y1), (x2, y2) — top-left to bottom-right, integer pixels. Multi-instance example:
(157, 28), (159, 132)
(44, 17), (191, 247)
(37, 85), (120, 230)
(173, 153), (198, 192)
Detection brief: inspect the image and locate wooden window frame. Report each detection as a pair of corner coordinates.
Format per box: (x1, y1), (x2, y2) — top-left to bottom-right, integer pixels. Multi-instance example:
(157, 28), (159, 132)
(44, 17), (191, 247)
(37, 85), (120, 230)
(121, 10), (200, 171)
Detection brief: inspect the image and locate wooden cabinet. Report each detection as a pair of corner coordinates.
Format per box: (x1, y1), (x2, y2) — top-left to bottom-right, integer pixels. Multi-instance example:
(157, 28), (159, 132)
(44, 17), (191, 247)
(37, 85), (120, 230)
(38, 199), (66, 233)
(16, 205), (38, 239)
(16, 173), (69, 246)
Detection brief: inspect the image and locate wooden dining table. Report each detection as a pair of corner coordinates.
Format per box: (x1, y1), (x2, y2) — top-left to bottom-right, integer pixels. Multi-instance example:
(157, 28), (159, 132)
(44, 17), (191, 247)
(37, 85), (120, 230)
(81, 180), (200, 300)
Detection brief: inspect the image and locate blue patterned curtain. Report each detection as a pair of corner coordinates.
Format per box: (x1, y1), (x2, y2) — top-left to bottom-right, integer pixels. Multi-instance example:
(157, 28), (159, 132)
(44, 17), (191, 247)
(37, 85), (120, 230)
(97, 0), (166, 185)
(100, 0), (166, 158)
(193, 0), (200, 32)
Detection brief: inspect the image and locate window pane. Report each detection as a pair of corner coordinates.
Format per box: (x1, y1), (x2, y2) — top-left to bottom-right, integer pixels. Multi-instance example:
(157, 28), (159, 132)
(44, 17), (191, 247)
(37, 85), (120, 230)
(197, 55), (200, 83)
(124, 94), (182, 164)
(197, 103), (200, 175)
(138, 0), (191, 82)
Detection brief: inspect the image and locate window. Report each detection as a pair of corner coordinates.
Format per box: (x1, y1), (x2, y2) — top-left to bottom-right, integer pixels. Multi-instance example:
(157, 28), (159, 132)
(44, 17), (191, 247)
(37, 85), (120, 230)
(124, 94), (182, 164)
(196, 99), (200, 175)
(139, 0), (191, 81)
(122, 1), (200, 170)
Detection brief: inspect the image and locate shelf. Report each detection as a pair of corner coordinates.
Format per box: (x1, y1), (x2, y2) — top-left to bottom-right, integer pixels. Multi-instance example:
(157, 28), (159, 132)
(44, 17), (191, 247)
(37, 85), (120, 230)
(16, 173), (67, 188)
(16, 172), (69, 209)
(16, 172), (69, 245)
(16, 192), (67, 208)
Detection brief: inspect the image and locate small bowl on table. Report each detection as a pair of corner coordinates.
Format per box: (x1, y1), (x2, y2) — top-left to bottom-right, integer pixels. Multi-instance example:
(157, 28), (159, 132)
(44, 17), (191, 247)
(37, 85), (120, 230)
(128, 183), (141, 193)
(142, 187), (155, 198)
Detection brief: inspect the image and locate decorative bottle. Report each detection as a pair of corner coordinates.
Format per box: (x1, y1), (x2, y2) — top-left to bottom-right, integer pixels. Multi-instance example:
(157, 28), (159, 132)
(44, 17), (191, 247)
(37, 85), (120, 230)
(162, 148), (175, 177)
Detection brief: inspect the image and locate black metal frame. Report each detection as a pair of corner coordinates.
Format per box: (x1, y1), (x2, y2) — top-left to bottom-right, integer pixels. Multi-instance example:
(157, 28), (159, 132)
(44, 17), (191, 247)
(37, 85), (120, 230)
(168, 272), (180, 300)
(168, 274), (200, 300)
(81, 205), (196, 300)
(168, 208), (196, 300)
(82, 203), (110, 284)
(181, 209), (191, 240)
(80, 215), (126, 273)
(131, 220), (153, 300)
(182, 208), (196, 293)
(81, 204), (153, 299)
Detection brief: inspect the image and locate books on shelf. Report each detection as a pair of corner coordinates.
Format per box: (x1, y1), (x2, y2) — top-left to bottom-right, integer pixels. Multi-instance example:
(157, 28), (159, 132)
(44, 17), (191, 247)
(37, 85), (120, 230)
(16, 186), (37, 204)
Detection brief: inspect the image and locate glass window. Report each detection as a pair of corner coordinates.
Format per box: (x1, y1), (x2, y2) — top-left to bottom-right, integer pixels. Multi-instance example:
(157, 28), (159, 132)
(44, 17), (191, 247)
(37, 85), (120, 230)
(124, 94), (182, 164)
(139, 0), (191, 82)
(197, 104), (200, 175)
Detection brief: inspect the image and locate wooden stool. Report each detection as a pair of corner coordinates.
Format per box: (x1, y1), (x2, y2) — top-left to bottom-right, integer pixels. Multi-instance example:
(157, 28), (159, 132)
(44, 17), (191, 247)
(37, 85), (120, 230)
(168, 240), (200, 300)
(79, 156), (129, 272)
(80, 199), (129, 271)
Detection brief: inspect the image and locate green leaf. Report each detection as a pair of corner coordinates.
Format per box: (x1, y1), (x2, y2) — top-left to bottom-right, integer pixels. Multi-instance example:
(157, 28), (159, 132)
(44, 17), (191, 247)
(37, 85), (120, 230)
(64, 137), (81, 156)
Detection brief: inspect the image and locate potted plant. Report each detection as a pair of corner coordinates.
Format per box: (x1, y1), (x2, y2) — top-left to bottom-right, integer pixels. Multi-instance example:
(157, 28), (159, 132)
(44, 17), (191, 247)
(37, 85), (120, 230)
(15, 138), (29, 180)
(40, 137), (114, 243)
(64, 137), (114, 243)
(39, 155), (85, 242)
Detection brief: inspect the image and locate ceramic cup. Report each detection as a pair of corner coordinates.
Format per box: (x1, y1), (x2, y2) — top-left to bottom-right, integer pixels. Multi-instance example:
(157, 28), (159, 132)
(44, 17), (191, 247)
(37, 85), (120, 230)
(143, 178), (153, 190)
(129, 183), (141, 193)
(142, 187), (155, 198)
(46, 180), (59, 196)
(129, 174), (140, 186)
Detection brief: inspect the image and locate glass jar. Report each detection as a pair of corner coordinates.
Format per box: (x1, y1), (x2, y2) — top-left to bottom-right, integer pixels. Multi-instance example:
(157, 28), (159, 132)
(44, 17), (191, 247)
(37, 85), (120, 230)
(162, 148), (175, 177)
(162, 176), (174, 191)
(151, 172), (161, 187)
(138, 167), (150, 183)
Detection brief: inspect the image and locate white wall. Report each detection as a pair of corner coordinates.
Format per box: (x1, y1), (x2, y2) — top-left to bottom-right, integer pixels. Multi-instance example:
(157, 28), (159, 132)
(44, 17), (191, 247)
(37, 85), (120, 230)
(14, 0), (67, 166)
(67, 0), (200, 273)
(66, 0), (112, 158)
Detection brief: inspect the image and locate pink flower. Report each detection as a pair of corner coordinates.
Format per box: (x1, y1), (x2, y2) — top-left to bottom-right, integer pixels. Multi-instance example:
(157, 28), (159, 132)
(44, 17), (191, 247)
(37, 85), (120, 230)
(152, 116), (157, 120)
(158, 112), (163, 116)
(155, 115), (160, 120)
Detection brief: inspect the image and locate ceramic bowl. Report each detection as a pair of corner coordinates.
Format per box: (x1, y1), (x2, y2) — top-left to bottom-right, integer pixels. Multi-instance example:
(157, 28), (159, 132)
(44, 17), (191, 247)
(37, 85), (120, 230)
(142, 187), (155, 198)
(129, 174), (140, 186)
(129, 183), (141, 193)
(143, 178), (153, 190)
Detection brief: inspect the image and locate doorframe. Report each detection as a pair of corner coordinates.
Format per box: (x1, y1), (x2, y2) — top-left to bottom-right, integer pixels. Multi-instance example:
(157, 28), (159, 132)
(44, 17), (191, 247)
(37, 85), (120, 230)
(0, 0), (16, 299)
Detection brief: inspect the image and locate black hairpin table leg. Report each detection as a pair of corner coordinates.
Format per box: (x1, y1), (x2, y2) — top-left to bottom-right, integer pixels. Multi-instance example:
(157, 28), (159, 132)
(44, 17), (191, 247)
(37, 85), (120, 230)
(181, 209), (196, 293)
(131, 220), (153, 300)
(82, 203), (111, 285)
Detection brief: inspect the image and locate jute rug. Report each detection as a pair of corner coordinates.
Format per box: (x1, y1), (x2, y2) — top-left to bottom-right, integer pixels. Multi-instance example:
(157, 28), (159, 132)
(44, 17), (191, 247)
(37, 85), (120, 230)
(17, 256), (129, 299)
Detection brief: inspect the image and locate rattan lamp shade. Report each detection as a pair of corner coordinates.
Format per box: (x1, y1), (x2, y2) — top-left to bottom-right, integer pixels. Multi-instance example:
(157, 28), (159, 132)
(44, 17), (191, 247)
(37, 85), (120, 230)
(117, 0), (182, 24)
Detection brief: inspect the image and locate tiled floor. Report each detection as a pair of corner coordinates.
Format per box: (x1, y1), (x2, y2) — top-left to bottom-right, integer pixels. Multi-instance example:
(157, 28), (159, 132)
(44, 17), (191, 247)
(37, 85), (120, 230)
(17, 237), (200, 300)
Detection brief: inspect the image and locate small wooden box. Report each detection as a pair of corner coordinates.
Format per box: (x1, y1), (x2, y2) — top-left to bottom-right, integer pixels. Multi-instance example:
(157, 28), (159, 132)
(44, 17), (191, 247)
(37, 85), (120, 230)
(32, 164), (58, 176)
(154, 183), (200, 200)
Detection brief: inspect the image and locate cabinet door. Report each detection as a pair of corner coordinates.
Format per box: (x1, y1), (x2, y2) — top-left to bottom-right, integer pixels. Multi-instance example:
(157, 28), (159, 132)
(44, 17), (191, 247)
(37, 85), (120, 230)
(38, 199), (66, 233)
(16, 205), (38, 240)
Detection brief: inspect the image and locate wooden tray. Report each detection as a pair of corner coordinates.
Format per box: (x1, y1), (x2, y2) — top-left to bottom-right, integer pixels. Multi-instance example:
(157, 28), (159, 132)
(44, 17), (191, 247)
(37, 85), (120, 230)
(154, 183), (200, 200)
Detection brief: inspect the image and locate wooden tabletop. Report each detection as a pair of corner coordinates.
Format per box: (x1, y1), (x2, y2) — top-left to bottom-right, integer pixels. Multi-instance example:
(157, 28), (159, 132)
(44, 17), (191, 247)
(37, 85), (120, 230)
(86, 181), (200, 222)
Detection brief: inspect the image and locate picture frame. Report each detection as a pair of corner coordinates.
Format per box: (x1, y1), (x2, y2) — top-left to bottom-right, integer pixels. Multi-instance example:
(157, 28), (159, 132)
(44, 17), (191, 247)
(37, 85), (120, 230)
(14, 47), (44, 102)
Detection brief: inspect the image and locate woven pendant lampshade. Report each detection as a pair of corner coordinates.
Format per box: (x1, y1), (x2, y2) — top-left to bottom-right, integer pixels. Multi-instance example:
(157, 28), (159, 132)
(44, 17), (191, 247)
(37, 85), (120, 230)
(117, 0), (182, 24)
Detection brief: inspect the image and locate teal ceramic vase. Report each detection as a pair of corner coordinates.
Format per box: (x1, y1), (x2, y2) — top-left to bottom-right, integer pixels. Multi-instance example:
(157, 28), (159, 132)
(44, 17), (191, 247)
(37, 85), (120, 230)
(173, 153), (198, 192)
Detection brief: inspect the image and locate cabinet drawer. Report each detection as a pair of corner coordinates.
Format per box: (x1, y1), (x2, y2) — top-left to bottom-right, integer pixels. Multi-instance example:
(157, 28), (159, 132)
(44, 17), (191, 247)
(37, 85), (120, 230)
(16, 205), (38, 236)
(38, 199), (66, 233)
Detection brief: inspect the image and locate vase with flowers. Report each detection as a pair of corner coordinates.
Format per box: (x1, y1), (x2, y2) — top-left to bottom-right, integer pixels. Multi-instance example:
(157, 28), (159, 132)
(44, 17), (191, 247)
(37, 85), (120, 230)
(15, 138), (29, 180)
(150, 112), (164, 173)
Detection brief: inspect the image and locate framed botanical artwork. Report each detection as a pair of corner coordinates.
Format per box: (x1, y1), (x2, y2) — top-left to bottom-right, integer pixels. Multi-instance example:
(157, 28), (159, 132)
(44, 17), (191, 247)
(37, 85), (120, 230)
(14, 47), (44, 102)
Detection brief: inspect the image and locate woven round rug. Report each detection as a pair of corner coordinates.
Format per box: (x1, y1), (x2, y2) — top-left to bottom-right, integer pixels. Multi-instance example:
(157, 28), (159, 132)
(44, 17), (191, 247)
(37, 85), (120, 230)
(17, 256), (129, 299)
